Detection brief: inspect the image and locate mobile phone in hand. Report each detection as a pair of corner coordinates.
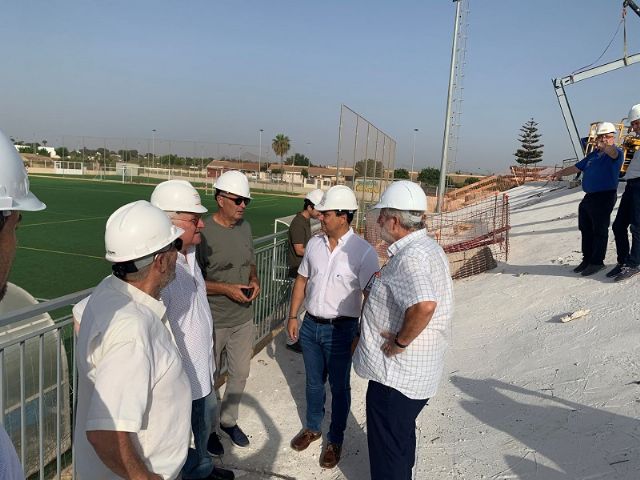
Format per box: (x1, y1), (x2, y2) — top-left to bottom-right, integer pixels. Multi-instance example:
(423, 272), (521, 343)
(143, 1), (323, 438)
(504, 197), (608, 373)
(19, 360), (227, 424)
(241, 287), (254, 298)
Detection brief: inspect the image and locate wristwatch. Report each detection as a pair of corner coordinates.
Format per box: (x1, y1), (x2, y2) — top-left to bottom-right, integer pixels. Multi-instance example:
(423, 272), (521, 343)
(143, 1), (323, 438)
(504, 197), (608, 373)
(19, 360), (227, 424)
(394, 334), (408, 349)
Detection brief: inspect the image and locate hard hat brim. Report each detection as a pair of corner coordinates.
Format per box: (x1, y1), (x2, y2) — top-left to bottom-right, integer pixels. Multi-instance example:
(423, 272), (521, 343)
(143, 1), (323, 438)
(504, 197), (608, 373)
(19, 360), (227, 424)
(12, 192), (46, 212)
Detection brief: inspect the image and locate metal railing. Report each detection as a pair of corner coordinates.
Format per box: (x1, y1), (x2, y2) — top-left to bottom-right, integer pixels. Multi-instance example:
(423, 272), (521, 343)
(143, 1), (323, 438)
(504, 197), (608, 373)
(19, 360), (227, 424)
(0, 231), (292, 479)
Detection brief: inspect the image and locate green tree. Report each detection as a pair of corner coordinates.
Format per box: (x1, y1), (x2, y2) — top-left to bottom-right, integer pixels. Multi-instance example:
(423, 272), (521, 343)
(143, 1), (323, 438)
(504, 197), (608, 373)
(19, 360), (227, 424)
(301, 168), (309, 179)
(37, 148), (49, 157)
(394, 168), (410, 179)
(285, 153), (312, 166)
(417, 167), (440, 185)
(514, 118), (544, 165)
(463, 176), (480, 186)
(355, 159), (383, 177)
(271, 134), (291, 171)
(55, 146), (70, 158)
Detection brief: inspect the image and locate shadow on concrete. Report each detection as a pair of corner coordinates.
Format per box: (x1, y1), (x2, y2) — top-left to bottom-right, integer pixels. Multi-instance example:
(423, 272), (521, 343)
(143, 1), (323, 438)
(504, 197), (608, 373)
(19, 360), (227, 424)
(450, 376), (640, 479)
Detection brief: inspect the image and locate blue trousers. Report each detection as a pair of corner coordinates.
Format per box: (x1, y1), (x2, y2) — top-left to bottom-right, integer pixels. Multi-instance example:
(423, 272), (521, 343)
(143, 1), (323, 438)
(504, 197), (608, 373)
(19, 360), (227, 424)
(612, 182), (640, 267)
(299, 314), (357, 445)
(366, 381), (429, 480)
(182, 390), (217, 479)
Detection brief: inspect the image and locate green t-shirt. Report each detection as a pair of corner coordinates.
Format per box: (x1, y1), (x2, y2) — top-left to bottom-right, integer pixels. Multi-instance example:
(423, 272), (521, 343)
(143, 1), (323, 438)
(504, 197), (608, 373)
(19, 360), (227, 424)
(287, 212), (311, 277)
(199, 217), (255, 329)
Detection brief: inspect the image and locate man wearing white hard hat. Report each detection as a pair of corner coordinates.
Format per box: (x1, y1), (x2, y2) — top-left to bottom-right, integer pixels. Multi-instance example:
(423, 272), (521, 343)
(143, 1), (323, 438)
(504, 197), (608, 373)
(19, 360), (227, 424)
(0, 128), (45, 479)
(284, 188), (323, 353)
(610, 104), (640, 282)
(199, 170), (260, 449)
(287, 185), (379, 469)
(353, 180), (453, 480)
(552, 121), (623, 276)
(151, 181), (234, 480)
(74, 200), (191, 480)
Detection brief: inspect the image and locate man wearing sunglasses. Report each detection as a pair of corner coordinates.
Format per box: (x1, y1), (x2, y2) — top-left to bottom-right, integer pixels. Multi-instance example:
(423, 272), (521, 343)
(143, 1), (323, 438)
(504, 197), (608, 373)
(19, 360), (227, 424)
(152, 181), (234, 480)
(75, 201), (192, 480)
(0, 128), (46, 479)
(199, 170), (260, 449)
(552, 121), (623, 277)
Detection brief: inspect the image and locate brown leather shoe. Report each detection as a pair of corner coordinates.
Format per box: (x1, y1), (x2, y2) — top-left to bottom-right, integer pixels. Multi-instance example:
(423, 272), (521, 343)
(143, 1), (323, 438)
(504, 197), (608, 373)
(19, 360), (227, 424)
(290, 429), (322, 451)
(319, 442), (341, 469)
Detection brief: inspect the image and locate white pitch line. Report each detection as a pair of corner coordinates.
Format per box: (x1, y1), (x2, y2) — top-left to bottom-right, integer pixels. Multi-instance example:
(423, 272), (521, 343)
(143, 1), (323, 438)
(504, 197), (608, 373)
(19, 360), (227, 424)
(22, 216), (107, 228)
(17, 246), (103, 260)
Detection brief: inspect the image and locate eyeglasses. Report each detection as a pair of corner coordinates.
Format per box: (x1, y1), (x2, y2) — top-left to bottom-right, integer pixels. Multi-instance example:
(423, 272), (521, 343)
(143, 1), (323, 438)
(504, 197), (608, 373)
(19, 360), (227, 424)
(220, 194), (251, 206)
(156, 238), (183, 256)
(174, 214), (202, 226)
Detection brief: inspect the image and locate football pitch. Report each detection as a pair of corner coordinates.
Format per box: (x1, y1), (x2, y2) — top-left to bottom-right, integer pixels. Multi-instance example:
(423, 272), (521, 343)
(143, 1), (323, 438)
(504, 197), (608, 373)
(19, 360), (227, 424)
(9, 176), (301, 300)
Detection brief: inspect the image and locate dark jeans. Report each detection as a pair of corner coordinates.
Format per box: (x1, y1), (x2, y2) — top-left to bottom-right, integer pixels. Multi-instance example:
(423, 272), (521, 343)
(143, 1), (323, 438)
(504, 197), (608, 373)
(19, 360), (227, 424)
(366, 381), (429, 480)
(298, 313), (358, 445)
(182, 390), (217, 479)
(612, 182), (640, 267)
(578, 190), (617, 265)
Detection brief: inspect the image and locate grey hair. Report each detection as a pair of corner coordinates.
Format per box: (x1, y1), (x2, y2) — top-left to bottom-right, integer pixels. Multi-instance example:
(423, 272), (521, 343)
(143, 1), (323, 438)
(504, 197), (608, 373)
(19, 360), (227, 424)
(380, 208), (426, 231)
(124, 262), (153, 283)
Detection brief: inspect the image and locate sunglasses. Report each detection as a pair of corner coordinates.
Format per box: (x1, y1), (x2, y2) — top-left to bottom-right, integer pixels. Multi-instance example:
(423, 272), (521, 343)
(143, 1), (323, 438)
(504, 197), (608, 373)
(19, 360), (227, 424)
(220, 194), (251, 206)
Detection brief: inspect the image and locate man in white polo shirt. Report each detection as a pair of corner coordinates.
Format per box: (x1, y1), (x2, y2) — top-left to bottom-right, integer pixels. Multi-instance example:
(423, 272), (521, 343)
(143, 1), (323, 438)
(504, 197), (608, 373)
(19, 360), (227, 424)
(75, 201), (191, 480)
(353, 181), (454, 480)
(287, 185), (379, 469)
(152, 180), (234, 480)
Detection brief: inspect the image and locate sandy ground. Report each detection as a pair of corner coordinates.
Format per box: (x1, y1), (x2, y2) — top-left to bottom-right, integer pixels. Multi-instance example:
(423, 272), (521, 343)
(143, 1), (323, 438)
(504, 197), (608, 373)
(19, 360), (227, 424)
(216, 181), (640, 479)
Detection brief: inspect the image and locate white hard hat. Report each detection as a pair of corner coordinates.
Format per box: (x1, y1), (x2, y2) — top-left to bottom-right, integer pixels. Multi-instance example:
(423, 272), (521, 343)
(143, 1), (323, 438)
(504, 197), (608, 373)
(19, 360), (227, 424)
(105, 200), (184, 263)
(315, 185), (358, 212)
(305, 189), (324, 206)
(629, 104), (640, 123)
(0, 129), (45, 212)
(151, 180), (207, 213)
(373, 181), (427, 211)
(595, 122), (616, 135)
(214, 170), (252, 199)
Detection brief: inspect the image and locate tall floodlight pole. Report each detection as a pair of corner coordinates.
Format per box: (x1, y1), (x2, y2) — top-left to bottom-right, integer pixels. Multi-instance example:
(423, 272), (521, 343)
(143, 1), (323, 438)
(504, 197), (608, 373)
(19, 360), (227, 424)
(151, 129), (156, 167)
(437, 0), (462, 213)
(410, 128), (419, 180)
(258, 129), (263, 181)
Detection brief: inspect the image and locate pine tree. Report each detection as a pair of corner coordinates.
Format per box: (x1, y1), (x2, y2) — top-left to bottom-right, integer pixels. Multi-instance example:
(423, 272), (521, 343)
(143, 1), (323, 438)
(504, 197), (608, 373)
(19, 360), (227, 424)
(514, 118), (544, 165)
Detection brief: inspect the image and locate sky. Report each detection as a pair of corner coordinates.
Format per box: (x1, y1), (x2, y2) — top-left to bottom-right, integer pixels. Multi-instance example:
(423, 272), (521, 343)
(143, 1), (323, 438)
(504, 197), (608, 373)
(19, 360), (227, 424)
(1, 0), (639, 173)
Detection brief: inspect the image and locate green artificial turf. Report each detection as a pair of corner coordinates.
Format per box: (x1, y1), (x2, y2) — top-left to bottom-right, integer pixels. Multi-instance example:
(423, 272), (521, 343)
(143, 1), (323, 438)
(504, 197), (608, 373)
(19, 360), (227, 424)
(9, 176), (302, 299)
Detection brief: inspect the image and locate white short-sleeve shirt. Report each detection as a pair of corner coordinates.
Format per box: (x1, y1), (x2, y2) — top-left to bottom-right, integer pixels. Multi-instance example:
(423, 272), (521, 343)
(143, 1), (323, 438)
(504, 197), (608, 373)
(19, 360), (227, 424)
(353, 229), (454, 400)
(298, 228), (379, 318)
(74, 275), (191, 480)
(161, 247), (215, 400)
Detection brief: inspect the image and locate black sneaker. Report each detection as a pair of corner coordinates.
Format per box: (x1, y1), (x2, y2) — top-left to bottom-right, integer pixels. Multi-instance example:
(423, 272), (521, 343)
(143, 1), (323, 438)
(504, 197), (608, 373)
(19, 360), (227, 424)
(581, 264), (605, 276)
(606, 264), (623, 278)
(208, 466), (235, 480)
(615, 266), (640, 282)
(220, 424), (250, 448)
(286, 341), (303, 354)
(573, 260), (589, 273)
(207, 432), (224, 456)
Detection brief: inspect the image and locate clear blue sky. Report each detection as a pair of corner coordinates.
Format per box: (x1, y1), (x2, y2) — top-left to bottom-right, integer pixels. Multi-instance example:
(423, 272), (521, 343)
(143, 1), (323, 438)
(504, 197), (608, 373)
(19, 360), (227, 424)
(2, 0), (639, 173)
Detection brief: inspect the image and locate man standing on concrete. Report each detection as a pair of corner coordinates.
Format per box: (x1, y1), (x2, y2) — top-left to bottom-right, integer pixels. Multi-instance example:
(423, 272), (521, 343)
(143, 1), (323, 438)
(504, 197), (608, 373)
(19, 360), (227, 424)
(353, 181), (454, 480)
(200, 170), (260, 449)
(285, 188), (323, 353)
(151, 180), (234, 480)
(75, 201), (191, 480)
(287, 185), (379, 469)
(0, 128), (46, 479)
(609, 104), (640, 282)
(552, 122), (623, 276)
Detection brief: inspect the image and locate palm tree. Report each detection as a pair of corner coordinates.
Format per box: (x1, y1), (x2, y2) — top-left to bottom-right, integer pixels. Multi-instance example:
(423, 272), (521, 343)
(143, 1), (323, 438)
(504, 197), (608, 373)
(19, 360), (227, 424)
(271, 134), (291, 178)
